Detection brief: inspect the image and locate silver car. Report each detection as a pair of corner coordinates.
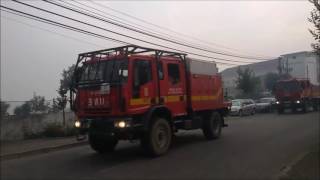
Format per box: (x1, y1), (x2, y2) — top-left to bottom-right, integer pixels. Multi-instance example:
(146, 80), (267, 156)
(256, 97), (276, 112)
(230, 99), (256, 116)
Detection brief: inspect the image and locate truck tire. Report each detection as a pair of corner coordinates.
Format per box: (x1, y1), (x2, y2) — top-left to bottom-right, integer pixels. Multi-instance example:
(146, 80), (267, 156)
(202, 112), (222, 140)
(89, 133), (118, 154)
(277, 107), (284, 114)
(141, 117), (172, 156)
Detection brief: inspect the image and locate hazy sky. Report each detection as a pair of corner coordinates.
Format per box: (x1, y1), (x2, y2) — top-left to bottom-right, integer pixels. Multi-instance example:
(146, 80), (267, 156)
(0, 0), (315, 101)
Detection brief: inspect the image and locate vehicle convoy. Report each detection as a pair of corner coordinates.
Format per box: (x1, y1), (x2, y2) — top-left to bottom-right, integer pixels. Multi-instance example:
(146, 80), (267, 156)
(274, 78), (320, 113)
(70, 45), (229, 156)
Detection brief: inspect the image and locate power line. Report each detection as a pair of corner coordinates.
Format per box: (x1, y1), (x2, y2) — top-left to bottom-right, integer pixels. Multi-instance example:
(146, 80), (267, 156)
(64, 0), (261, 60)
(88, 0), (274, 59)
(41, 0), (270, 61)
(0, 6), (129, 45)
(0, 5), (241, 66)
(1, 14), (105, 48)
(10, 1), (253, 65)
(60, 0), (232, 58)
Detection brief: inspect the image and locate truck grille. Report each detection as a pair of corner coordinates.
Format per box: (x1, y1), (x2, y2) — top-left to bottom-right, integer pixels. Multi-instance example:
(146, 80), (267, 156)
(281, 97), (290, 101)
(90, 119), (114, 132)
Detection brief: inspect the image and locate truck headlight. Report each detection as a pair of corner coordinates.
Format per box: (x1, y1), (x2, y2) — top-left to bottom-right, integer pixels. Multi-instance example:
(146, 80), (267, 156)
(118, 121), (126, 128)
(75, 121), (81, 128)
(295, 100), (300, 104)
(276, 101), (280, 104)
(115, 120), (129, 128)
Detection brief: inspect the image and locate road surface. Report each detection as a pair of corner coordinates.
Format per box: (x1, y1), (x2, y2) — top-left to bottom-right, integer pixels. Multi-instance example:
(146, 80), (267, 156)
(1, 112), (319, 180)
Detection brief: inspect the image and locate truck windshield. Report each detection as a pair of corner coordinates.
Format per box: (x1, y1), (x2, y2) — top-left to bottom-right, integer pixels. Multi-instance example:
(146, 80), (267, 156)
(78, 59), (128, 84)
(276, 81), (301, 92)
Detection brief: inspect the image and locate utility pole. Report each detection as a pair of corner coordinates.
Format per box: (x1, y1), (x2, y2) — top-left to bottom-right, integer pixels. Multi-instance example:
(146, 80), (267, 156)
(62, 95), (66, 128)
(278, 57), (282, 75)
(306, 64), (309, 80)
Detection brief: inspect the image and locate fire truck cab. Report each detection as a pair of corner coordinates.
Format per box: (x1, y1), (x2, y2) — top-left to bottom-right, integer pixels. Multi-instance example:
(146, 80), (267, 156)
(274, 78), (320, 113)
(70, 45), (228, 156)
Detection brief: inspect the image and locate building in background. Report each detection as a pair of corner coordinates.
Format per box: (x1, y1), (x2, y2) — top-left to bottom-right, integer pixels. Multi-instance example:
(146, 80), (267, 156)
(221, 58), (279, 98)
(279, 51), (320, 85)
(221, 51), (319, 98)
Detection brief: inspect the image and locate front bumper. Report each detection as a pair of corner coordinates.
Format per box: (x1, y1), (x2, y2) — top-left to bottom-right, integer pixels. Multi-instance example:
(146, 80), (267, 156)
(229, 110), (240, 116)
(75, 117), (143, 140)
(276, 100), (303, 109)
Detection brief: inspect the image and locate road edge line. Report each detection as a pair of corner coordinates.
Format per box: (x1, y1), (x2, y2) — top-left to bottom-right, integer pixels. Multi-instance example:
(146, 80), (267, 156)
(0, 141), (87, 161)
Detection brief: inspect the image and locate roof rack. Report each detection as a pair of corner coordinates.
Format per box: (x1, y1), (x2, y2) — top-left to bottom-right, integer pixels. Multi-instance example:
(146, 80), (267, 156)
(76, 45), (187, 65)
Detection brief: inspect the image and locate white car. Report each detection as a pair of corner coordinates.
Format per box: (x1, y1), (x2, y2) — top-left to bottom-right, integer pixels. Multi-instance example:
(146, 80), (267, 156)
(230, 99), (256, 116)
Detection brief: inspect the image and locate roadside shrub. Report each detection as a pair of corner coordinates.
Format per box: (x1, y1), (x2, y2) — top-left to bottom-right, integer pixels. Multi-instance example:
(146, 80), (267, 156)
(43, 123), (65, 137)
(43, 123), (77, 137)
(23, 131), (43, 139)
(64, 126), (77, 136)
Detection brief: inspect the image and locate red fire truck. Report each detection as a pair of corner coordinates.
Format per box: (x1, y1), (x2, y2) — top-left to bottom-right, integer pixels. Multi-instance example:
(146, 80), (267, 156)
(70, 45), (229, 156)
(274, 78), (320, 113)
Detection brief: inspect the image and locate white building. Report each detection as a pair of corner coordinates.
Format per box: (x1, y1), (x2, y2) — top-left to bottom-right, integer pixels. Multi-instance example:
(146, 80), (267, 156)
(280, 51), (320, 85)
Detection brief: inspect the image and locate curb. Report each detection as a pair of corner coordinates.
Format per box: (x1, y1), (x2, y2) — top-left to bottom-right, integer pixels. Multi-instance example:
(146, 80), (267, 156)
(0, 141), (88, 161)
(276, 151), (310, 180)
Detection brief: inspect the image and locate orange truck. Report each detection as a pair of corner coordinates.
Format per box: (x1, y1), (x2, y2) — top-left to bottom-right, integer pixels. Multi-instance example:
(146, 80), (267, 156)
(70, 45), (229, 156)
(274, 78), (320, 113)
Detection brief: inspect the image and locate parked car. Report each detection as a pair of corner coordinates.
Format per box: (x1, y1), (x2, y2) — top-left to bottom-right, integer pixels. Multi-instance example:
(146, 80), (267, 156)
(230, 99), (256, 116)
(256, 97), (276, 112)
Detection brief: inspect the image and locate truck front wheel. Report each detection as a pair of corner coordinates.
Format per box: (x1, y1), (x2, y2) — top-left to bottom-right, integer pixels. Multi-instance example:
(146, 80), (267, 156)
(202, 112), (222, 140)
(141, 117), (172, 156)
(89, 134), (118, 154)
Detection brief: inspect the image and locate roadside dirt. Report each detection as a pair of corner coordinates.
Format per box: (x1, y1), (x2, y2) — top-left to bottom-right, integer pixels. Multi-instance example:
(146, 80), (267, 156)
(279, 147), (319, 180)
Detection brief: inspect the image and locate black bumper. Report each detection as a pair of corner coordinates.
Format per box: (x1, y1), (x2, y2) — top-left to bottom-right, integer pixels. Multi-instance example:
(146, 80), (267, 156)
(76, 117), (143, 140)
(276, 101), (303, 109)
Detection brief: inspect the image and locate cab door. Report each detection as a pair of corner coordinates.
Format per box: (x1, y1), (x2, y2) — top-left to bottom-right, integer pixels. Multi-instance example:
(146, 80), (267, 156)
(129, 58), (156, 114)
(160, 60), (187, 116)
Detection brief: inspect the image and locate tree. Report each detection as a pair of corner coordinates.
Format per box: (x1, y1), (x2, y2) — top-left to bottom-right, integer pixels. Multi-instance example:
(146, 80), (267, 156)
(29, 95), (49, 113)
(14, 95), (49, 118)
(264, 73), (280, 92)
(235, 67), (261, 97)
(57, 64), (75, 109)
(14, 102), (31, 118)
(57, 64), (75, 126)
(1, 101), (10, 117)
(309, 0), (320, 55)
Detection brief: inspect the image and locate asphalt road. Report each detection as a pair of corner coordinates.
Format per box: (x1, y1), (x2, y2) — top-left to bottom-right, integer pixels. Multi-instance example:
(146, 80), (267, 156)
(1, 111), (319, 180)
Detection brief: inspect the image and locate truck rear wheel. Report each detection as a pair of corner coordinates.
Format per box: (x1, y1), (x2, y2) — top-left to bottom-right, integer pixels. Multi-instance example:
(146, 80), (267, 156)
(141, 117), (172, 156)
(202, 112), (222, 140)
(89, 133), (118, 154)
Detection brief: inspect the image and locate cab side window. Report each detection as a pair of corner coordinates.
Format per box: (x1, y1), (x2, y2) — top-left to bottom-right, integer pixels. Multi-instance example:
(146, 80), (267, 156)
(133, 60), (152, 98)
(167, 63), (180, 85)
